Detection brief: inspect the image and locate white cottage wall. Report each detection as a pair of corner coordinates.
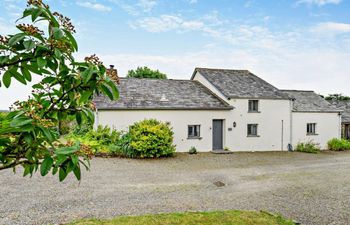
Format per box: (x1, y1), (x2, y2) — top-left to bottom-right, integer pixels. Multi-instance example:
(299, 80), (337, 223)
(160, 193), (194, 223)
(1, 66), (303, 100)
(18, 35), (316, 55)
(97, 110), (231, 152)
(292, 112), (341, 149)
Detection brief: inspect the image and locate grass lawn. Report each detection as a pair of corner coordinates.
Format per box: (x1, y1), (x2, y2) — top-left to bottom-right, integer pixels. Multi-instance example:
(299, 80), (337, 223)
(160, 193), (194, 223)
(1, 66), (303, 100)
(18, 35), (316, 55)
(69, 210), (295, 225)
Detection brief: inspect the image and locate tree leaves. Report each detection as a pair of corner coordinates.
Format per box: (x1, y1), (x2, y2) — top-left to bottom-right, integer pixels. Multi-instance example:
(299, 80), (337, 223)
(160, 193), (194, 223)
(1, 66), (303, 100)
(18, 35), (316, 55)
(8, 33), (26, 46)
(0, 2), (119, 182)
(2, 70), (12, 88)
(40, 156), (53, 176)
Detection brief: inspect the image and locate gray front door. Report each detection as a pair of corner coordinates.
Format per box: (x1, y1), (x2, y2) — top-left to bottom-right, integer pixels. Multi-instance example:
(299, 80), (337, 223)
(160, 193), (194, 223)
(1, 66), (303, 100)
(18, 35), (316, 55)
(212, 120), (223, 150)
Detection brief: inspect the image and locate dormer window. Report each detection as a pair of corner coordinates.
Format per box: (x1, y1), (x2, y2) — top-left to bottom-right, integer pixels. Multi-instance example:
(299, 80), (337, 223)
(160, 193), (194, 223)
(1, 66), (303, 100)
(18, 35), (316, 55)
(248, 100), (259, 112)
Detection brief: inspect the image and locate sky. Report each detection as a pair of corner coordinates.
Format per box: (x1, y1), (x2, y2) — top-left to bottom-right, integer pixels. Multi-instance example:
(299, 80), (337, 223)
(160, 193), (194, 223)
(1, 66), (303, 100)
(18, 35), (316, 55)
(0, 0), (349, 109)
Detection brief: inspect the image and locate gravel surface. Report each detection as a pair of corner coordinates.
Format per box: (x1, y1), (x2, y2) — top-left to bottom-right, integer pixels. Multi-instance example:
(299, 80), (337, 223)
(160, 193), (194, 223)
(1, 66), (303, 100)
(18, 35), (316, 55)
(1, 151), (350, 225)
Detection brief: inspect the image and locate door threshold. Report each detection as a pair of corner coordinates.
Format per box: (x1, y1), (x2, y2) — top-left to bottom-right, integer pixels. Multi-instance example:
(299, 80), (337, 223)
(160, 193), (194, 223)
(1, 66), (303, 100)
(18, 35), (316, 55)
(211, 150), (233, 154)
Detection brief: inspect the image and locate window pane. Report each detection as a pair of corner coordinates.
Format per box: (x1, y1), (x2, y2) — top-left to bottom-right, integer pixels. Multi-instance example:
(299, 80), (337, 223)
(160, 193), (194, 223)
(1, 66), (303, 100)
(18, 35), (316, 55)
(188, 126), (193, 136)
(188, 125), (200, 138)
(249, 100), (258, 111)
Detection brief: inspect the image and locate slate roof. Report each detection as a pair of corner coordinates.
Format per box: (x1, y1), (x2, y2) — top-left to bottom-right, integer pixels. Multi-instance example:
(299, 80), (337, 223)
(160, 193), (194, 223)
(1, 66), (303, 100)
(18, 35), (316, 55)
(192, 68), (290, 99)
(328, 100), (350, 123)
(94, 78), (233, 110)
(281, 90), (341, 113)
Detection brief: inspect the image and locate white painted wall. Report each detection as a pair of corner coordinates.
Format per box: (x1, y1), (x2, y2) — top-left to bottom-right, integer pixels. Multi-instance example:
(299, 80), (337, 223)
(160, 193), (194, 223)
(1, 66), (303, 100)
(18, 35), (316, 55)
(225, 99), (292, 151)
(291, 112), (341, 149)
(193, 71), (292, 151)
(97, 110), (231, 152)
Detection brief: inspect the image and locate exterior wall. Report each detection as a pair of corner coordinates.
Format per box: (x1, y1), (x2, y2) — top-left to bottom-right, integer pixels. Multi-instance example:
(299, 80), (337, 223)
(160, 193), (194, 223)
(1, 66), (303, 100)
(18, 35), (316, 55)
(193, 70), (292, 151)
(97, 110), (231, 152)
(225, 99), (292, 151)
(291, 112), (341, 149)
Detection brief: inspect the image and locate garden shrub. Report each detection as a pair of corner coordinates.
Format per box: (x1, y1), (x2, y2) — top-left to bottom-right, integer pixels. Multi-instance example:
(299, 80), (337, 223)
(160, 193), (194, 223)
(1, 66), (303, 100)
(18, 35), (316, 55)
(124, 119), (176, 158)
(67, 125), (121, 154)
(189, 146), (197, 154)
(295, 141), (320, 154)
(327, 138), (350, 151)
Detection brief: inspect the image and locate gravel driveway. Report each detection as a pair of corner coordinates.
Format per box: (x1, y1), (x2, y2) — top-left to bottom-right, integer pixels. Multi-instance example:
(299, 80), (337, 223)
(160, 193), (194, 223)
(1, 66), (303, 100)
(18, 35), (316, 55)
(1, 151), (350, 225)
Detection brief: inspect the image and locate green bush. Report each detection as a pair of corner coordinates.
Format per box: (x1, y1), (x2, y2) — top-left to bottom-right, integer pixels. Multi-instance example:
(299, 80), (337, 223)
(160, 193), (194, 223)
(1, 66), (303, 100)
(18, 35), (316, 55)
(189, 146), (197, 154)
(295, 141), (320, 154)
(67, 125), (121, 154)
(327, 138), (350, 151)
(0, 112), (8, 122)
(124, 119), (176, 158)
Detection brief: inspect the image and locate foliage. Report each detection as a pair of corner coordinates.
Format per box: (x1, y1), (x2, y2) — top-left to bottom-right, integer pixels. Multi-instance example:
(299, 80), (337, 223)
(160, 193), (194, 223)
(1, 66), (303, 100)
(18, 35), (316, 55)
(67, 125), (121, 154)
(0, 112), (8, 122)
(127, 66), (167, 79)
(295, 141), (320, 154)
(69, 210), (295, 225)
(327, 138), (350, 151)
(325, 94), (350, 101)
(189, 146), (197, 154)
(0, 1), (119, 181)
(121, 119), (175, 158)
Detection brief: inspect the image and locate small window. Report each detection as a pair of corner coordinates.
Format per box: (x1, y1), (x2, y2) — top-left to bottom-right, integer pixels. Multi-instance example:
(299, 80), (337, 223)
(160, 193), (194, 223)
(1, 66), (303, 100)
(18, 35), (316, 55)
(247, 124), (258, 136)
(307, 123), (317, 135)
(248, 100), (259, 112)
(188, 125), (200, 138)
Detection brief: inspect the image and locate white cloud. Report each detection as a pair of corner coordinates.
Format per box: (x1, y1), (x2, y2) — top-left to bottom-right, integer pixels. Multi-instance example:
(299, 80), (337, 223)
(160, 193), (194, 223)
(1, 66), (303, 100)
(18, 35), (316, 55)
(108, 0), (157, 15)
(297, 0), (342, 6)
(311, 22), (350, 34)
(76, 1), (112, 12)
(130, 15), (204, 32)
(137, 0), (156, 12)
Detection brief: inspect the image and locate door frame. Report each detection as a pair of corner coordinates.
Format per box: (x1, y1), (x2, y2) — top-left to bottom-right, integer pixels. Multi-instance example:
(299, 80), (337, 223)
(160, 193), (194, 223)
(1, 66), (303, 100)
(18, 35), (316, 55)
(212, 119), (224, 150)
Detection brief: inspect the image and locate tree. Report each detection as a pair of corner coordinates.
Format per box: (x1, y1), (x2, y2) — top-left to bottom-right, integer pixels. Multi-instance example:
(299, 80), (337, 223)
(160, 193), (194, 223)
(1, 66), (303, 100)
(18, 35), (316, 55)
(127, 66), (167, 79)
(325, 94), (350, 101)
(0, 0), (119, 181)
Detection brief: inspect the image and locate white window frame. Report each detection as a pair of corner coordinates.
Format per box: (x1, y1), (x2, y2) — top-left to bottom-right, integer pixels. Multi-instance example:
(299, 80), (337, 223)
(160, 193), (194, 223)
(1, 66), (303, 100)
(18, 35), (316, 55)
(188, 125), (200, 139)
(307, 123), (317, 135)
(247, 124), (259, 137)
(248, 100), (259, 112)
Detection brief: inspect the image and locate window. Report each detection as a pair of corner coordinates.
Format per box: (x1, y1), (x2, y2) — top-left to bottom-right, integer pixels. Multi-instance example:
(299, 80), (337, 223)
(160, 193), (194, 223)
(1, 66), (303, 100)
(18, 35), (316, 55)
(247, 124), (258, 136)
(307, 123), (317, 135)
(248, 100), (259, 112)
(188, 125), (200, 138)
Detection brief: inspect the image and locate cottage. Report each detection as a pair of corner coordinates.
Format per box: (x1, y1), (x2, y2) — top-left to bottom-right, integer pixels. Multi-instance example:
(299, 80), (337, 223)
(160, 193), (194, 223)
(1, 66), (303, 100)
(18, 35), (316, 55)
(328, 100), (350, 139)
(94, 68), (342, 152)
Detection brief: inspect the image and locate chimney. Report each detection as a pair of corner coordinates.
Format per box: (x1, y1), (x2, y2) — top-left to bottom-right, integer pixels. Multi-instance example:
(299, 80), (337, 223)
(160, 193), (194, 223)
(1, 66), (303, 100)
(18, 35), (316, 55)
(106, 64), (119, 84)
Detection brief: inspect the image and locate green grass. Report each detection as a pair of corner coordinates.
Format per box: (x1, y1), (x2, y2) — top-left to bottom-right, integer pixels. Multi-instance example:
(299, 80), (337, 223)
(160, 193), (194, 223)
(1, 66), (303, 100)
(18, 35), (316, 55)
(68, 210), (295, 225)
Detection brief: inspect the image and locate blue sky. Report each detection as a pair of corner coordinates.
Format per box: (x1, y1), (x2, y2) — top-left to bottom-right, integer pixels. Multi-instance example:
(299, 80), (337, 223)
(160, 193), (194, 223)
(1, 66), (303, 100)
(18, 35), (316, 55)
(0, 0), (349, 109)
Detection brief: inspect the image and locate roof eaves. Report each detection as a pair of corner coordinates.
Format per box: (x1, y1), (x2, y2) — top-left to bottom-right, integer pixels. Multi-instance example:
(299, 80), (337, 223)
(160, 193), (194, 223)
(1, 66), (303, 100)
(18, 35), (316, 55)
(96, 107), (234, 110)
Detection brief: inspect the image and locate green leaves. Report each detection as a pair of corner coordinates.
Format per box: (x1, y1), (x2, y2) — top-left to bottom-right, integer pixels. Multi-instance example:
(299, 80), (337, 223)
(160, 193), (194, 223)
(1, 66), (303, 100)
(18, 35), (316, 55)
(23, 40), (36, 51)
(40, 156), (53, 176)
(10, 117), (33, 127)
(31, 7), (43, 22)
(63, 29), (78, 51)
(52, 27), (64, 39)
(2, 70), (12, 88)
(21, 67), (32, 82)
(0, 2), (115, 182)
(55, 146), (79, 155)
(37, 57), (47, 68)
(8, 33), (26, 46)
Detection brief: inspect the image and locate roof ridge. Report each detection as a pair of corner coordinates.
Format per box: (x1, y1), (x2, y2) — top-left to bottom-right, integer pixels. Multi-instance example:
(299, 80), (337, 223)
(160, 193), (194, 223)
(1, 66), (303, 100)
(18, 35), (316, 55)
(195, 67), (250, 73)
(119, 77), (193, 82)
(281, 89), (314, 92)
